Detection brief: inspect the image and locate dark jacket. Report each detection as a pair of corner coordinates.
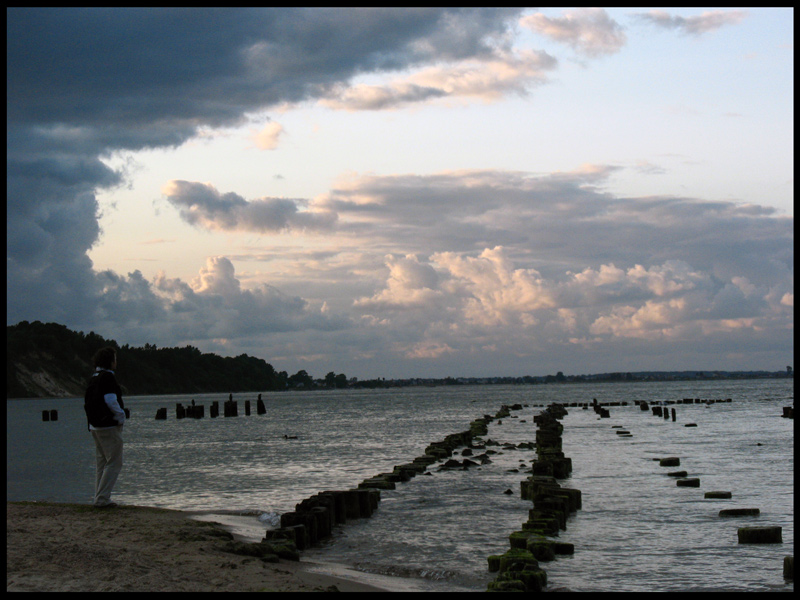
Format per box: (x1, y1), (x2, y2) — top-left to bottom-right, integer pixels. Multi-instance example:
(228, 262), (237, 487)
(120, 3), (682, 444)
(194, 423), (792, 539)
(84, 370), (124, 430)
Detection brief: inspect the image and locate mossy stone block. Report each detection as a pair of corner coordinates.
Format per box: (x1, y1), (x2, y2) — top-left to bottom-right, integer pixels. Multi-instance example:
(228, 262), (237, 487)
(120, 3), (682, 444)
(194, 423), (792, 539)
(738, 526), (782, 544)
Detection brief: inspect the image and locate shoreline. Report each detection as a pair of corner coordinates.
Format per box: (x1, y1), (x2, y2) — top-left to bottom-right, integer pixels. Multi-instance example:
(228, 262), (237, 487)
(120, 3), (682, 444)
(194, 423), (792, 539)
(6, 501), (393, 592)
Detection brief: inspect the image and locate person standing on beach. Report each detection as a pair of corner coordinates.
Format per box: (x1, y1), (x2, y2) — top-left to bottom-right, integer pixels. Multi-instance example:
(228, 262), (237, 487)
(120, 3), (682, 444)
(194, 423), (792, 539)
(83, 346), (125, 508)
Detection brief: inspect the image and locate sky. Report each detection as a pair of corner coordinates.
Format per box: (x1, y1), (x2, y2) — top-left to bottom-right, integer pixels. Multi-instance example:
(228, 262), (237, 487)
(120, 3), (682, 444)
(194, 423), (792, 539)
(6, 8), (794, 380)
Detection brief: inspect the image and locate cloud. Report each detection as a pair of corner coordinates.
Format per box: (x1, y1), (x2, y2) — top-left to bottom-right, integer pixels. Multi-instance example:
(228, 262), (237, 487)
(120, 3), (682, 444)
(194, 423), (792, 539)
(520, 8), (627, 57)
(354, 254), (443, 309)
(161, 180), (337, 233)
(637, 10), (747, 36)
(330, 169), (792, 373)
(7, 7), (523, 327)
(5, 9), (792, 377)
(320, 49), (557, 110)
(90, 257), (350, 348)
(251, 121), (285, 150)
(354, 243), (791, 365)
(315, 168), (791, 287)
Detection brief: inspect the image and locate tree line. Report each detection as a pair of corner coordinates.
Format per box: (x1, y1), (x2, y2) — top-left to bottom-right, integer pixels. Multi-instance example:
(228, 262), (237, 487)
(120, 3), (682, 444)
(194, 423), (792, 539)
(6, 321), (326, 397)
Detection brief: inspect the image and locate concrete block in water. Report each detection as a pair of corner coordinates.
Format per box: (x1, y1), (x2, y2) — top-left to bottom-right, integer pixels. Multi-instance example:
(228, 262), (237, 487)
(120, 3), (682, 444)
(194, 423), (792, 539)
(309, 506), (332, 540)
(738, 526), (782, 544)
(488, 564), (548, 592)
(280, 511), (317, 546)
(223, 400), (238, 417)
(358, 476), (395, 490)
(526, 536), (556, 562)
(554, 541), (574, 555)
(785, 556), (794, 580)
(509, 530), (532, 550)
(154, 407), (167, 420)
(424, 446), (451, 461)
(523, 518), (560, 536)
(493, 548), (540, 573)
(667, 470), (688, 477)
(534, 498), (568, 529)
(720, 508), (760, 517)
(488, 549), (547, 592)
(557, 487), (582, 511)
(319, 491), (348, 525)
(342, 489), (374, 518)
(342, 490), (364, 519)
(659, 457), (680, 467)
(265, 524), (308, 551)
(676, 478), (700, 487)
(705, 491), (732, 499)
(487, 578), (526, 592)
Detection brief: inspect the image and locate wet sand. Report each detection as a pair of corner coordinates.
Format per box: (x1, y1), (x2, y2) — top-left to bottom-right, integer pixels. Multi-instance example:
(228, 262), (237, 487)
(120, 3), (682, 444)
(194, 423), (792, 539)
(6, 502), (391, 592)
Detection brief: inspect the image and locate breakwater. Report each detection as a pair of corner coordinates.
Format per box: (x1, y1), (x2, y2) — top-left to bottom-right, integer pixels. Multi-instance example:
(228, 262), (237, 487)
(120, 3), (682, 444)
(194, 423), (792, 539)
(256, 404), (521, 564)
(487, 402), (580, 591)
(16, 379), (792, 591)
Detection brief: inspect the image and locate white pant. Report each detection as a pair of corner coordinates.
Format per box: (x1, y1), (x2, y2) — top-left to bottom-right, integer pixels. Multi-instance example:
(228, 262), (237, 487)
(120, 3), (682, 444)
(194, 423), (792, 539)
(91, 426), (123, 506)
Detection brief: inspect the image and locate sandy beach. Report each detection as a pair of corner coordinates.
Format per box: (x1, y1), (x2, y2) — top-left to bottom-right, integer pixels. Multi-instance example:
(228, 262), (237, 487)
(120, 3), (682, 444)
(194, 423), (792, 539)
(6, 502), (390, 592)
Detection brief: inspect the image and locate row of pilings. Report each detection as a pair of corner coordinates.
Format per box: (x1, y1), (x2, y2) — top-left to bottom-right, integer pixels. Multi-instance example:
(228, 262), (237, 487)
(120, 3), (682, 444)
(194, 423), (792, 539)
(616, 399), (791, 583)
(154, 396), (266, 420)
(486, 403), (581, 592)
(253, 405), (516, 564)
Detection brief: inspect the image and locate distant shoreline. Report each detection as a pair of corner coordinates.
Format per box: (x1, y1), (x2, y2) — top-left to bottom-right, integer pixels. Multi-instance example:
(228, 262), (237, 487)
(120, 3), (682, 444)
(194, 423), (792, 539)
(6, 370), (793, 401)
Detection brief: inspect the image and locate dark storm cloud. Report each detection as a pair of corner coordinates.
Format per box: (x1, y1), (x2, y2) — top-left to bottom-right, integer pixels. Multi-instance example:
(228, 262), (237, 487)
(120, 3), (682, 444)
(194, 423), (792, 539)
(6, 7), (523, 329)
(162, 180), (337, 232)
(7, 8), (520, 131)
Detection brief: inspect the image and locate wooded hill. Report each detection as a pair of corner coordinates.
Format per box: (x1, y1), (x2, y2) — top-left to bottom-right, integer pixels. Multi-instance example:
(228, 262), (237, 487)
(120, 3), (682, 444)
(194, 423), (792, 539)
(6, 321), (287, 399)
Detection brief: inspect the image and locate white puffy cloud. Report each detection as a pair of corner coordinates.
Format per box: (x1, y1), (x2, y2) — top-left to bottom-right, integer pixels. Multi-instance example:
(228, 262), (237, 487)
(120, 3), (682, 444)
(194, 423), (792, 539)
(432, 247), (556, 327)
(90, 257), (351, 349)
(320, 49), (557, 110)
(351, 236), (791, 373)
(251, 121), (284, 150)
(354, 254), (442, 309)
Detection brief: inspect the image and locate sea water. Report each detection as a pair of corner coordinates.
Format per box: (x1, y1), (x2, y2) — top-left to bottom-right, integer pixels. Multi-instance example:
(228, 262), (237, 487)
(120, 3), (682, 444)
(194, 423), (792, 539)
(6, 379), (793, 592)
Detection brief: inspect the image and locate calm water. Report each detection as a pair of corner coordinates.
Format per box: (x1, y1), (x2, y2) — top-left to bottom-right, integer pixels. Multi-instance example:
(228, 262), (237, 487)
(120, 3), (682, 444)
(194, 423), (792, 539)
(6, 379), (794, 592)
